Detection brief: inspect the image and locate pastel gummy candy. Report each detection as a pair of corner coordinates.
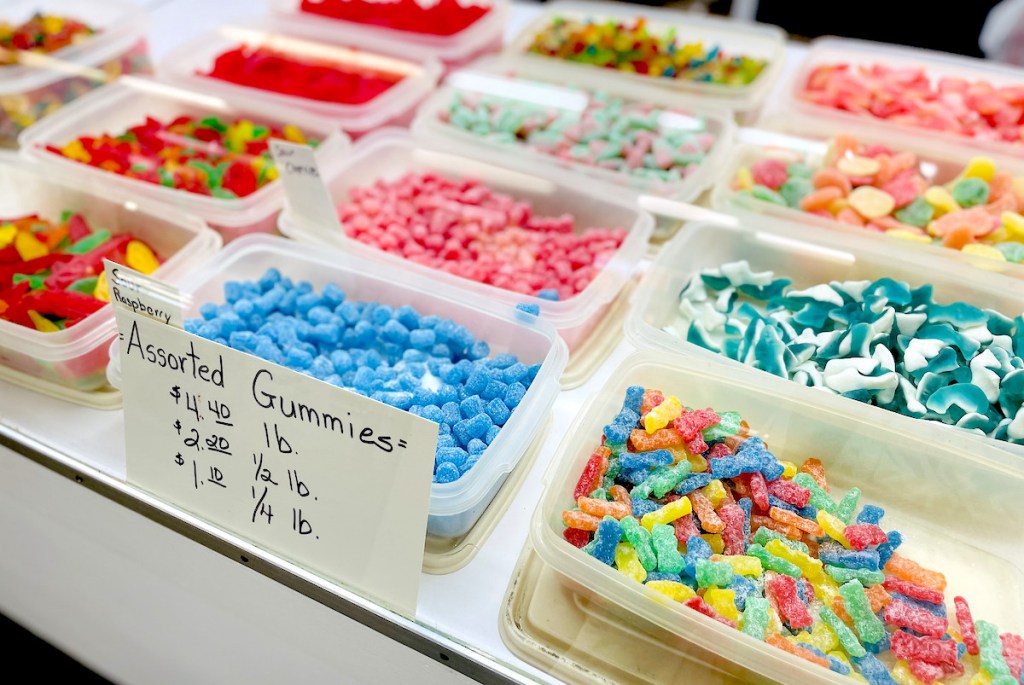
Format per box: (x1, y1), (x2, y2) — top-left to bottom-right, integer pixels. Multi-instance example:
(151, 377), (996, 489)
(186, 268), (542, 483)
(338, 171), (627, 300)
(0, 212), (160, 331)
(669, 261), (1024, 445)
(560, 385), (1022, 682)
(45, 115), (317, 199)
(440, 85), (717, 188)
(202, 45), (404, 106)
(526, 16), (766, 85)
(802, 62), (1024, 145)
(300, 0), (491, 36)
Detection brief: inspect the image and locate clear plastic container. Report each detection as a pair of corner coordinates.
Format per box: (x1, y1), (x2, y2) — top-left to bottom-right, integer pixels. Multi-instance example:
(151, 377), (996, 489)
(18, 76), (348, 243)
(627, 217), (1024, 458)
(709, 127), (1024, 279)
(269, 0), (507, 71)
(278, 128), (654, 353)
(532, 350), (1024, 684)
(0, 0), (152, 147)
(502, 0), (786, 121)
(107, 234), (568, 539)
(411, 60), (735, 204)
(0, 151), (221, 393)
(158, 24), (442, 137)
(781, 36), (1024, 156)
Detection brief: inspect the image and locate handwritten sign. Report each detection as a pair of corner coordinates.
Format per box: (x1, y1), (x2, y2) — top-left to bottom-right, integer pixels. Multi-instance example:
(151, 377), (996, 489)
(112, 305), (438, 617)
(103, 259), (185, 328)
(268, 139), (343, 234)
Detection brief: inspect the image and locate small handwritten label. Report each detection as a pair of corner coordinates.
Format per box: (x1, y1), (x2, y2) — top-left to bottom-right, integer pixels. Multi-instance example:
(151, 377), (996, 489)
(113, 307), (438, 617)
(268, 139), (343, 234)
(103, 259), (185, 328)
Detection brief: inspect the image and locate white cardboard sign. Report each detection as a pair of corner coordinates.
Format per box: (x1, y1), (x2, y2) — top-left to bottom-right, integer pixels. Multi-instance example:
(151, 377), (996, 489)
(268, 139), (343, 234)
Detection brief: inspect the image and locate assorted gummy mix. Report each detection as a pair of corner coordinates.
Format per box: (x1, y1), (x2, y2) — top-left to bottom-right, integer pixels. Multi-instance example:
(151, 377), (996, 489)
(45, 115), (318, 199)
(202, 45), (405, 106)
(338, 171), (627, 300)
(733, 135), (1024, 264)
(802, 62), (1024, 144)
(526, 16), (766, 85)
(0, 212), (160, 331)
(562, 385), (1024, 684)
(186, 268), (542, 483)
(300, 0), (492, 36)
(0, 13), (95, 65)
(667, 260), (1024, 445)
(438, 86), (717, 185)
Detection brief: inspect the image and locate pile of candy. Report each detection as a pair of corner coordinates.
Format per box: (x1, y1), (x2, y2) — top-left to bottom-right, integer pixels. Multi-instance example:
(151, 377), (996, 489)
(338, 171), (627, 300)
(667, 261), (1024, 444)
(801, 63), (1024, 144)
(202, 45), (404, 106)
(187, 268), (542, 483)
(562, 385), (1024, 683)
(45, 115), (318, 199)
(438, 88), (717, 185)
(732, 136), (1024, 264)
(300, 0), (491, 36)
(0, 13), (95, 64)
(526, 16), (766, 85)
(0, 212), (160, 331)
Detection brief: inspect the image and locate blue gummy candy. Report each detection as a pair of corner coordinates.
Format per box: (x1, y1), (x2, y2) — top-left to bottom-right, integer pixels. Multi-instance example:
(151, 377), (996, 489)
(818, 542), (880, 571)
(434, 462), (460, 483)
(619, 449), (673, 471)
(589, 517), (623, 566)
(631, 497), (659, 517)
(856, 504), (885, 526)
(877, 530), (903, 568)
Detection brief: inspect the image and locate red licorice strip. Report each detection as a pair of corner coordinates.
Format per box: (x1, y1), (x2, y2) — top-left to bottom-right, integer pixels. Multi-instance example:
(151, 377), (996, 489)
(300, 0), (491, 36)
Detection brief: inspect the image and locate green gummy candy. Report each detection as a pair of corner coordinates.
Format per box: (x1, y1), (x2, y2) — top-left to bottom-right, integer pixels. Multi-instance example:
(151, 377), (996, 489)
(67, 276), (99, 294)
(645, 461), (691, 499)
(66, 228), (111, 254)
(740, 596), (770, 640)
(252, 125), (269, 139)
(211, 187), (238, 199)
(835, 487), (861, 524)
(60, 209), (73, 223)
(158, 167), (175, 187)
(751, 184), (788, 206)
(997, 241), (1024, 263)
(787, 162), (814, 179)
(746, 543), (802, 578)
(838, 580), (886, 644)
(893, 196), (934, 228)
(825, 565), (884, 586)
(589, 487), (610, 501)
(703, 411), (741, 441)
(951, 177), (990, 208)
(780, 176), (814, 208)
(752, 526), (809, 554)
(620, 516), (658, 572)
(651, 524), (686, 574)
(818, 606), (866, 658)
(977, 620), (1012, 676)
(200, 116), (227, 133)
(12, 274), (46, 290)
(695, 559), (734, 588)
(792, 472), (840, 515)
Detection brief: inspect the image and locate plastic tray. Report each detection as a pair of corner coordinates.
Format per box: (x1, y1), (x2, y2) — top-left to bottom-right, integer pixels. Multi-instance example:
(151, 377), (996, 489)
(158, 24), (442, 137)
(781, 36), (1024, 156)
(269, 0), (507, 70)
(533, 350), (1024, 684)
(412, 61), (735, 204)
(278, 128), (653, 353)
(108, 234), (568, 539)
(502, 0), (786, 120)
(627, 217), (1024, 459)
(18, 76), (348, 242)
(0, 151), (221, 394)
(0, 0), (152, 146)
(709, 127), (1024, 279)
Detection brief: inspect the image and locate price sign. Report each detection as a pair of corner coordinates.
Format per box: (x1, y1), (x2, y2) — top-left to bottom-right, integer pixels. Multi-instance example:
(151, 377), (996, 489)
(113, 298), (438, 617)
(268, 139), (342, 234)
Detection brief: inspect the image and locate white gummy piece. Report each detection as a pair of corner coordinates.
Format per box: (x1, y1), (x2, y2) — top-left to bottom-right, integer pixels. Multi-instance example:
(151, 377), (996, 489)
(1008, 407), (1024, 441)
(822, 357), (898, 394)
(894, 312), (928, 337)
(903, 338), (948, 373)
(990, 335), (1014, 354)
(715, 288), (735, 313)
(970, 349), (1002, 403)
(720, 260), (774, 287)
(898, 376), (927, 415)
(960, 324), (994, 348)
(785, 284), (845, 307)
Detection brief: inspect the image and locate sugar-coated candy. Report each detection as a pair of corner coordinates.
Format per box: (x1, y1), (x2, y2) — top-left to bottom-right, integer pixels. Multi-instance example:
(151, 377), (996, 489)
(300, 0), (490, 36)
(559, 385), (1022, 682)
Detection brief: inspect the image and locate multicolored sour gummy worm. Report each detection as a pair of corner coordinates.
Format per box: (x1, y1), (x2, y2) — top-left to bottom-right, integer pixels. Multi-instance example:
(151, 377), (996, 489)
(562, 385), (1024, 683)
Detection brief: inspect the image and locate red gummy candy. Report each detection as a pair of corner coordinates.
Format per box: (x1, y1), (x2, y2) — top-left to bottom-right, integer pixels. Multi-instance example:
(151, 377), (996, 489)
(766, 478), (811, 508)
(907, 659), (944, 685)
(953, 596), (979, 655)
(883, 599), (947, 639)
(746, 471), (770, 512)
(564, 527), (590, 548)
(751, 158), (788, 190)
(890, 630), (959, 668)
(300, 0), (491, 37)
(766, 573), (813, 629)
(673, 513), (701, 544)
(707, 442), (733, 459)
(573, 446), (610, 500)
(673, 408), (720, 454)
(843, 524), (890, 551)
(684, 596), (737, 629)
(717, 503), (746, 556)
(883, 575), (944, 605)
(1002, 632), (1024, 681)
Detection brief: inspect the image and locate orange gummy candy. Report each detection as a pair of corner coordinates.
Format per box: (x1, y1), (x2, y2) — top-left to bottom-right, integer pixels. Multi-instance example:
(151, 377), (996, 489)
(884, 554), (947, 593)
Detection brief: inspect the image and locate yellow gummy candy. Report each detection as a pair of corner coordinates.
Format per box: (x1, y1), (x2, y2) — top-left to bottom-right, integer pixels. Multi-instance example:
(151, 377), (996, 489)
(1001, 211), (1024, 240)
(42, 15), (65, 34)
(704, 588), (740, 622)
(60, 139), (91, 163)
(701, 479), (728, 507)
(828, 197), (850, 215)
(767, 606), (784, 635)
(614, 543), (647, 583)
(15, 229), (48, 261)
(886, 229), (931, 243)
(817, 510), (850, 548)
(736, 166), (754, 191)
(765, 538), (824, 582)
(710, 554), (763, 577)
(892, 660), (928, 685)
(701, 533), (725, 554)
(641, 496), (692, 531)
(282, 124), (307, 144)
(780, 461), (798, 478)
(848, 186), (896, 220)
(961, 243), (1006, 262)
(93, 270), (109, 302)
(27, 310), (59, 332)
(812, 574), (841, 606)
(970, 671), (993, 685)
(669, 446), (707, 473)
(794, 620), (839, 654)
(963, 157), (996, 182)
(643, 395), (682, 432)
(126, 240), (159, 274)
(924, 186), (960, 215)
(645, 580), (696, 602)
(0, 223), (16, 248)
